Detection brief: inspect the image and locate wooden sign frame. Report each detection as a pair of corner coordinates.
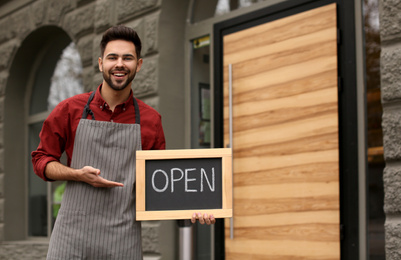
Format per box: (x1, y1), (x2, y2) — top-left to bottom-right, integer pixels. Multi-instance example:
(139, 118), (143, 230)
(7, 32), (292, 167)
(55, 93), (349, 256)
(136, 148), (233, 221)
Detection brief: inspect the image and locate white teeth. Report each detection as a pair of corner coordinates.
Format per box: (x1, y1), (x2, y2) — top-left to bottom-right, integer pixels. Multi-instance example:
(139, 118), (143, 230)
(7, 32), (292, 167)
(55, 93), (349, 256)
(114, 73), (125, 76)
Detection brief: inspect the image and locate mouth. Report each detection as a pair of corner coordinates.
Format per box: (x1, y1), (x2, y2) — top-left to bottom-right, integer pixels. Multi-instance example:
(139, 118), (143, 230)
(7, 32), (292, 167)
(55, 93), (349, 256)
(112, 71), (128, 79)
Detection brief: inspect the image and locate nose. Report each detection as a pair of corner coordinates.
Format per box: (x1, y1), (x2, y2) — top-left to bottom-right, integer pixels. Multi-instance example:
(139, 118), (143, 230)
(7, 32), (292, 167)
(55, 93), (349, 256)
(116, 57), (124, 67)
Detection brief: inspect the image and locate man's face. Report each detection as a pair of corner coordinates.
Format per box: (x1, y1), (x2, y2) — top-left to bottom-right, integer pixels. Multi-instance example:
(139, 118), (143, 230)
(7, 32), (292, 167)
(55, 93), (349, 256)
(98, 40), (142, 91)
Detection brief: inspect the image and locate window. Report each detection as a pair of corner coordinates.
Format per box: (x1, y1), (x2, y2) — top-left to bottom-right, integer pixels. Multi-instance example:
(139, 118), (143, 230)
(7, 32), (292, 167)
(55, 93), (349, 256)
(191, 36), (211, 149)
(190, 0), (268, 23)
(27, 42), (83, 237)
(364, 0), (385, 258)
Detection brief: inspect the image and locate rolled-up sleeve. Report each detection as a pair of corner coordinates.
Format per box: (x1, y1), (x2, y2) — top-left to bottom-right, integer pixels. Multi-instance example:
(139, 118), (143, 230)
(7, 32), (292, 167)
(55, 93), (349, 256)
(31, 102), (69, 181)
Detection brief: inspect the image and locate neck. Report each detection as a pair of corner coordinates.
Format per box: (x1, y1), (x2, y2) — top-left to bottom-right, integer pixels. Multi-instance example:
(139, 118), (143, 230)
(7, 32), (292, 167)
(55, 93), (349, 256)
(100, 82), (131, 111)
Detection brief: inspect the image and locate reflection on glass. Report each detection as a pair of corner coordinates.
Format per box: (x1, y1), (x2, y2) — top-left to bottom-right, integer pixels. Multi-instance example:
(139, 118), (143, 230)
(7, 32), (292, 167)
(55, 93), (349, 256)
(191, 0), (267, 23)
(215, 0), (230, 16)
(48, 43), (83, 111)
(238, 0), (254, 8)
(364, 0), (385, 259)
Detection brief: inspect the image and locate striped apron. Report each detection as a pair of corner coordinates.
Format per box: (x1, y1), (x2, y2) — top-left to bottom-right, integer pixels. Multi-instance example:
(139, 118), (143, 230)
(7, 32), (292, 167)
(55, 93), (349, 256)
(47, 91), (143, 260)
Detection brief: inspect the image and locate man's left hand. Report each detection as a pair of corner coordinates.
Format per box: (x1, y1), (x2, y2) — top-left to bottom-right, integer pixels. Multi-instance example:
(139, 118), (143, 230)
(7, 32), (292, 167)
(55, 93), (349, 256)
(191, 212), (215, 225)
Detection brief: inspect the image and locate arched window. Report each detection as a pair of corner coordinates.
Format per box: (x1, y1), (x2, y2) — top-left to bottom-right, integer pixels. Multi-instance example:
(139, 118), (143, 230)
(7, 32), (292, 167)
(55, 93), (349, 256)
(27, 42), (83, 237)
(4, 26), (83, 240)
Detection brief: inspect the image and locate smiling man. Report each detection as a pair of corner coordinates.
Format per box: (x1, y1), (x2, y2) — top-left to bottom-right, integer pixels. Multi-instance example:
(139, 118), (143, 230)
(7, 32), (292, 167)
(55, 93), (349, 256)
(32, 25), (215, 260)
(100, 40), (142, 92)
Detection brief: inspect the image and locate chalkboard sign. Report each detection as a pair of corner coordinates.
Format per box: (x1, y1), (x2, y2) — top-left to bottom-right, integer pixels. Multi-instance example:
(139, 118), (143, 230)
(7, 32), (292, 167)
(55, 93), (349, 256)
(136, 148), (232, 221)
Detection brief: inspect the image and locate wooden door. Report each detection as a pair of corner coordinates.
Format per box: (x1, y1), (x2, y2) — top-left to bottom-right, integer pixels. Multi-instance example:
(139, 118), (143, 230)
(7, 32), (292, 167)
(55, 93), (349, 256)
(223, 3), (339, 259)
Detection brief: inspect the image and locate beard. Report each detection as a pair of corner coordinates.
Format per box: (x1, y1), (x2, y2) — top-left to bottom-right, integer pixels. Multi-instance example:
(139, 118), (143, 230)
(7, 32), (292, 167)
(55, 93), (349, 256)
(102, 69), (137, 91)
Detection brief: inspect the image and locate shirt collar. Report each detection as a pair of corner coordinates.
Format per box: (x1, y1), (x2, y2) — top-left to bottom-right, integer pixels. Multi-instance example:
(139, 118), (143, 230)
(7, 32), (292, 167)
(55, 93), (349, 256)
(93, 84), (134, 109)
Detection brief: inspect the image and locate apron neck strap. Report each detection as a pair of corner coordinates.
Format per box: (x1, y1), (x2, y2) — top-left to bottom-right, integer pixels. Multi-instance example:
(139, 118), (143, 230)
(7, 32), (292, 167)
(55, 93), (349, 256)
(82, 90), (141, 124)
(133, 97), (140, 124)
(82, 91), (96, 120)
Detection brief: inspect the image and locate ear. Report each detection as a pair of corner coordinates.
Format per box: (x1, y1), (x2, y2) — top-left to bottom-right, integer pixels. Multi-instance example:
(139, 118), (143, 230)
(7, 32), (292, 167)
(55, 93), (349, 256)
(98, 57), (103, 72)
(136, 58), (143, 72)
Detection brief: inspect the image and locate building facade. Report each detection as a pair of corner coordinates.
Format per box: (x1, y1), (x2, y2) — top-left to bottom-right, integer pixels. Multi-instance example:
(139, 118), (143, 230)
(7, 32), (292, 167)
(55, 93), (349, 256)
(380, 0), (401, 259)
(0, 0), (187, 259)
(0, 0), (397, 259)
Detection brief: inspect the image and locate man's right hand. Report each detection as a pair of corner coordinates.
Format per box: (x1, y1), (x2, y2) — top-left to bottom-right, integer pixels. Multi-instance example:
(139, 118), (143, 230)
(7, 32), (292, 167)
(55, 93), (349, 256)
(45, 161), (124, 188)
(77, 166), (124, 188)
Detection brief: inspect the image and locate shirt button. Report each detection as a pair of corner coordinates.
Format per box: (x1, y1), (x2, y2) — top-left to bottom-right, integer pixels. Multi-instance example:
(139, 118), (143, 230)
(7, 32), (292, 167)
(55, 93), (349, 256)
(105, 104), (108, 107)
(123, 108), (126, 111)
(100, 106), (102, 109)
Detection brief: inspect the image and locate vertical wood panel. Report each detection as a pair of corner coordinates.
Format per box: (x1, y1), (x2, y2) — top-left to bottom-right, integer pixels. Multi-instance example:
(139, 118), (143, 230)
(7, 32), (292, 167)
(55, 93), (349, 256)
(223, 4), (340, 259)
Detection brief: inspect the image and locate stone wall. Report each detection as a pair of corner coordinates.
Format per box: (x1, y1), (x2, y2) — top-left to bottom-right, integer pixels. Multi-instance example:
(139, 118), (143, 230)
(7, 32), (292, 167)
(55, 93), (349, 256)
(0, 0), (174, 259)
(380, 0), (401, 259)
(0, 242), (49, 259)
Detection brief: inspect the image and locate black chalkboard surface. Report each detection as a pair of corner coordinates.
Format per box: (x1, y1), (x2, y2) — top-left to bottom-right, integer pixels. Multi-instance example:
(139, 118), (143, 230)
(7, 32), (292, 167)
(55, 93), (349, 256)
(136, 148), (232, 220)
(146, 158), (222, 211)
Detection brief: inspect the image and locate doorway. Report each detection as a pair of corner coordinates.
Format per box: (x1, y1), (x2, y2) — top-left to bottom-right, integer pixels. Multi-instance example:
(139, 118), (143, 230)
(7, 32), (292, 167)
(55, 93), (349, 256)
(214, 0), (362, 259)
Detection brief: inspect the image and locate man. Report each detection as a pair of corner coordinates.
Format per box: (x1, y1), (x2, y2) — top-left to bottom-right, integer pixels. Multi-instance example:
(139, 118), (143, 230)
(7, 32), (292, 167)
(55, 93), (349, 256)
(32, 25), (214, 260)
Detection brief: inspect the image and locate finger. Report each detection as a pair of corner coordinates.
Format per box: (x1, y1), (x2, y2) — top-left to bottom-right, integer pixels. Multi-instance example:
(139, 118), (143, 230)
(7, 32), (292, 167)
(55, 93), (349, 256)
(210, 214), (215, 224)
(104, 181), (124, 187)
(95, 183), (123, 188)
(204, 213), (211, 225)
(93, 177), (124, 188)
(191, 213), (197, 224)
(102, 179), (124, 187)
(198, 212), (205, 224)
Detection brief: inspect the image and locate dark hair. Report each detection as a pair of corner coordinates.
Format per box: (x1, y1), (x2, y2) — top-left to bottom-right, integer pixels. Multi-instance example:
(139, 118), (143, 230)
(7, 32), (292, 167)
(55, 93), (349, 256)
(100, 25), (142, 58)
